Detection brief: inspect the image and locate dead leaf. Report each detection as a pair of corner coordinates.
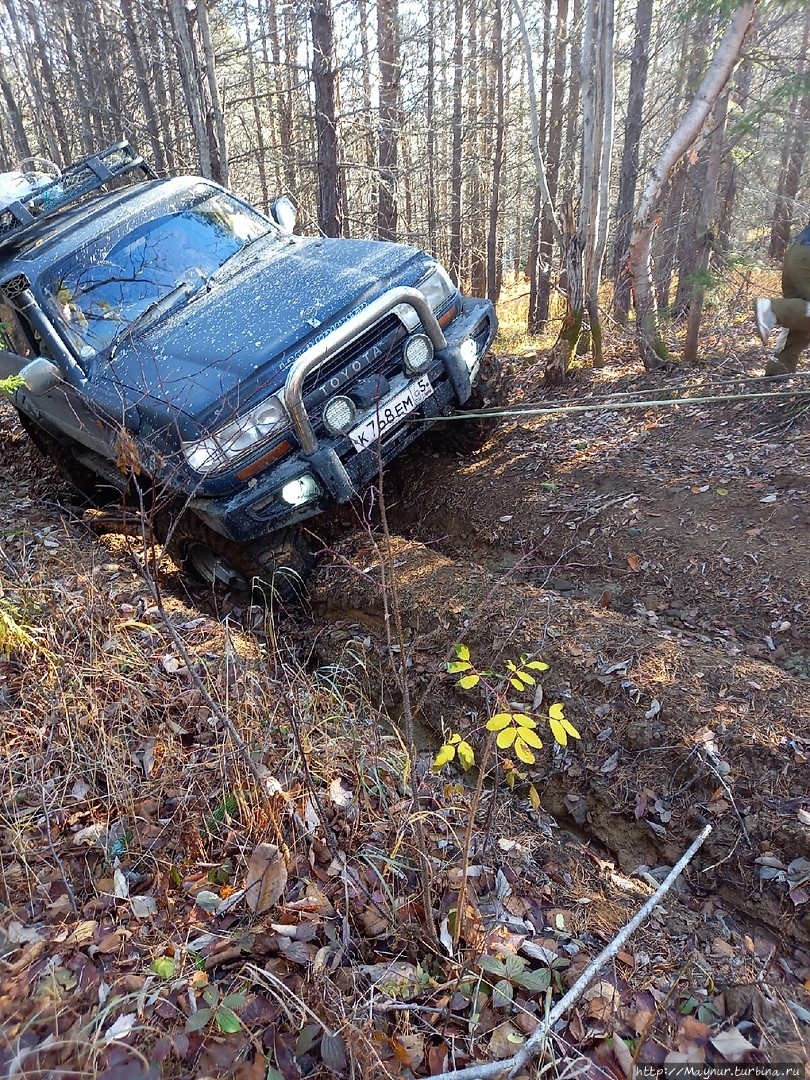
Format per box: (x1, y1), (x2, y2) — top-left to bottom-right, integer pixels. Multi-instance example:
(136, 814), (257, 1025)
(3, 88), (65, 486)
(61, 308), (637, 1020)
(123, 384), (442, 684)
(488, 1021), (525, 1059)
(391, 1034), (424, 1071)
(627, 554), (642, 572)
(710, 1028), (757, 1061)
(244, 843), (287, 914)
(612, 1034), (634, 1079)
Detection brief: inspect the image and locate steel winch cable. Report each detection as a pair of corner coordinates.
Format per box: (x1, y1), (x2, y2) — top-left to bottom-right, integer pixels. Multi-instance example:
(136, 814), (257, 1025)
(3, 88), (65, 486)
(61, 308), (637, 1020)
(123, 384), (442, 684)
(415, 381), (810, 423)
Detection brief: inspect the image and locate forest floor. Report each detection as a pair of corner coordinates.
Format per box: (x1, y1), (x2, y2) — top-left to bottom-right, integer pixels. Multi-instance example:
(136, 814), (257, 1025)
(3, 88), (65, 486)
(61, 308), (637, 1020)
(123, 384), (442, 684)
(0, 291), (809, 1079)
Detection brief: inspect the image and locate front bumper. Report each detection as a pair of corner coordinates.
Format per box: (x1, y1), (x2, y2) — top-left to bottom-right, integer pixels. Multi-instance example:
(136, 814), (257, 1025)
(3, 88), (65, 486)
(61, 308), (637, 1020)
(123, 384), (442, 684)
(188, 290), (497, 543)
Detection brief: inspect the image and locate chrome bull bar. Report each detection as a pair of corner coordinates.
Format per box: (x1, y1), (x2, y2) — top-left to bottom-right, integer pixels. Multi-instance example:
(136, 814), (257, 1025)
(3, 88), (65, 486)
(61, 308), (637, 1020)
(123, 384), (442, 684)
(283, 286), (447, 455)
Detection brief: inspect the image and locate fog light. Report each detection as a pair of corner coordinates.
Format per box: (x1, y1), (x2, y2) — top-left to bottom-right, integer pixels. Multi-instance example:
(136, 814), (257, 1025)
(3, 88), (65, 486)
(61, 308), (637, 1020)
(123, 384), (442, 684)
(459, 337), (478, 371)
(403, 333), (433, 375)
(323, 395), (356, 435)
(281, 474), (320, 506)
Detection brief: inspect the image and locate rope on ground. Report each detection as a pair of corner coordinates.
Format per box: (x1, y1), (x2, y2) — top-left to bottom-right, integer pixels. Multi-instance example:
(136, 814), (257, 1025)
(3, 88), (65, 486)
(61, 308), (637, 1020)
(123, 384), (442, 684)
(420, 824), (713, 1080)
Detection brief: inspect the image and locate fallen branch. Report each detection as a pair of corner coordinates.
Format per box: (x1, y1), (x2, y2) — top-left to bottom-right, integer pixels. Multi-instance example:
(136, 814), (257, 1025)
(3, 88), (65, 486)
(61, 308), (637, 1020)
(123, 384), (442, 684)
(421, 824), (713, 1080)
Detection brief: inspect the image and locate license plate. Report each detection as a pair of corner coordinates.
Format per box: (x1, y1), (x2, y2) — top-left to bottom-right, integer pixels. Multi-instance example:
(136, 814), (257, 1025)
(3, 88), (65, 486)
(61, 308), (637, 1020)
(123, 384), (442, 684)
(348, 375), (434, 452)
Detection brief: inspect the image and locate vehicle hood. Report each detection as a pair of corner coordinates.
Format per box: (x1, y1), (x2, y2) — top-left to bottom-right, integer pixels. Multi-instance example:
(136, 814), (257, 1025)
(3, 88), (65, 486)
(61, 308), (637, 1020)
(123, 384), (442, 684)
(101, 235), (435, 429)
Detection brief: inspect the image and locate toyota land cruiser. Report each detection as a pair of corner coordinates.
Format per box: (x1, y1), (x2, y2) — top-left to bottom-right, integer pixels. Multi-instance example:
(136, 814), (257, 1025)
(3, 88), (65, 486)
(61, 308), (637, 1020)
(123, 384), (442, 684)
(0, 142), (497, 600)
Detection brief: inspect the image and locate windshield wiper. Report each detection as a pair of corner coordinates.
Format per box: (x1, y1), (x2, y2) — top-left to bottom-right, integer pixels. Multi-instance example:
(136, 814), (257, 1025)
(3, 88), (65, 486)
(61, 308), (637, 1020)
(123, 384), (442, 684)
(110, 277), (208, 355)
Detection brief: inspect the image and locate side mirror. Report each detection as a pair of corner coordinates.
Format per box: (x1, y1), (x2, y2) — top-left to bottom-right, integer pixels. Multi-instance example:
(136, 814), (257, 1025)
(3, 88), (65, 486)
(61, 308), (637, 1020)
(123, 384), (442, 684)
(270, 197), (297, 234)
(19, 356), (62, 395)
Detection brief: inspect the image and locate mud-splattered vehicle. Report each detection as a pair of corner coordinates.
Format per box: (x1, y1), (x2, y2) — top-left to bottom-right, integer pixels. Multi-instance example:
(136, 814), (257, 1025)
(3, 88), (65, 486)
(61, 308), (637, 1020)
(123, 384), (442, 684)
(0, 143), (497, 599)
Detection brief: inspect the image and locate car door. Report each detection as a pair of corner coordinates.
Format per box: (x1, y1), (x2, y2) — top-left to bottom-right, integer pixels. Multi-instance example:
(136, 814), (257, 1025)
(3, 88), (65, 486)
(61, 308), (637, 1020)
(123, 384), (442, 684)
(0, 295), (118, 459)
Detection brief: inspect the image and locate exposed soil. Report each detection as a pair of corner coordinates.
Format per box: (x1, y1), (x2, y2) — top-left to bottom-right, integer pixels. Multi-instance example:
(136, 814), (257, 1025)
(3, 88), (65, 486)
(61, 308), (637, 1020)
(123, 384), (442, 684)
(0, 327), (808, 1077)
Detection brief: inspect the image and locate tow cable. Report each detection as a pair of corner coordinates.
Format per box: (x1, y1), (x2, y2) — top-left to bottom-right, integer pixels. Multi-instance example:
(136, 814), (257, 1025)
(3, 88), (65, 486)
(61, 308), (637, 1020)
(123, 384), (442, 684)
(422, 371), (810, 422)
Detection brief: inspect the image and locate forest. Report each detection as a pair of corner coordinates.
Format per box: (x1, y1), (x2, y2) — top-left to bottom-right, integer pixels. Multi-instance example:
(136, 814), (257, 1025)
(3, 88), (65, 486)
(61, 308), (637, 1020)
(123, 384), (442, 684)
(1, 1), (809, 1079)
(1, 0), (808, 370)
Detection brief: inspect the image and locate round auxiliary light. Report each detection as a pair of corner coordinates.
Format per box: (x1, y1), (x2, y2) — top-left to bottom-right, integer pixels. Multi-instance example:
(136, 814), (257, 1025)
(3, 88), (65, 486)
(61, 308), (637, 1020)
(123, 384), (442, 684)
(403, 333), (433, 375)
(323, 395), (357, 435)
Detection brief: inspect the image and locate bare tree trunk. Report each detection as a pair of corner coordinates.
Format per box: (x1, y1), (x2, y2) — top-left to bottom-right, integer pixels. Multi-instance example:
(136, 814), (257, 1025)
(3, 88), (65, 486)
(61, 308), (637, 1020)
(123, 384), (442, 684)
(449, 0), (464, 283)
(533, 0), (568, 330)
(768, 7), (809, 260)
(25, 0), (72, 161)
(0, 53), (31, 160)
(512, 0), (562, 261)
(196, 0), (229, 186)
(611, 0), (652, 324)
(170, 0), (211, 175)
(426, 0), (438, 255)
(121, 0), (166, 171)
(377, 0), (400, 240)
(587, 0), (615, 368)
(310, 0), (344, 237)
(628, 0), (756, 368)
(683, 91), (730, 362)
(487, 0), (505, 303)
(241, 0), (268, 208)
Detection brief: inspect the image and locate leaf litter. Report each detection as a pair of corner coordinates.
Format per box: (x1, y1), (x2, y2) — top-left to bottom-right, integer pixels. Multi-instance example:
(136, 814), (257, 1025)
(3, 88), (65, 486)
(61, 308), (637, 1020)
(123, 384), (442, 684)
(0, 324), (809, 1077)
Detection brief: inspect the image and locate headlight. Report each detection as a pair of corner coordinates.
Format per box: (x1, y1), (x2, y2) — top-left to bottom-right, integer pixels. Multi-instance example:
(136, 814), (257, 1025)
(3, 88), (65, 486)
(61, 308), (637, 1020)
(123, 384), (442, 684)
(418, 264), (455, 311)
(322, 395), (356, 435)
(403, 333), (434, 375)
(182, 393), (289, 474)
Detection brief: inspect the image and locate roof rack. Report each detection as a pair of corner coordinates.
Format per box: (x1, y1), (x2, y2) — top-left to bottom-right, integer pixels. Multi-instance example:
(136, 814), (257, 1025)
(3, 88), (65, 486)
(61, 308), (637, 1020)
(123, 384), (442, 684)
(0, 141), (155, 253)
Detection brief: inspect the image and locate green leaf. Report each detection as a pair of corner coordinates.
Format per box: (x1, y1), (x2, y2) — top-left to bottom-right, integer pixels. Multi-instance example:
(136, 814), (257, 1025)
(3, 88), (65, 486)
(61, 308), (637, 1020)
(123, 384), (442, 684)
(492, 979), (514, 1008)
(509, 677), (524, 691)
(202, 985), (220, 1007)
(477, 955), (506, 977)
(321, 1033), (348, 1072)
(457, 740), (475, 771)
(526, 660), (549, 671)
(515, 967), (552, 993)
(185, 1008), (213, 1033)
(296, 1023), (322, 1057)
(220, 992), (246, 1009)
(454, 644), (471, 661)
(486, 713), (513, 731)
(496, 727), (517, 749)
(150, 956), (175, 979)
(447, 660), (472, 673)
(514, 737), (536, 765)
(504, 954), (526, 979)
(214, 1007), (241, 1034)
(458, 673), (480, 689)
(512, 713), (536, 728)
(548, 702), (566, 721)
(433, 744), (457, 770)
(515, 670), (535, 686)
(528, 784), (541, 810)
(506, 660), (517, 672)
(449, 733), (462, 744)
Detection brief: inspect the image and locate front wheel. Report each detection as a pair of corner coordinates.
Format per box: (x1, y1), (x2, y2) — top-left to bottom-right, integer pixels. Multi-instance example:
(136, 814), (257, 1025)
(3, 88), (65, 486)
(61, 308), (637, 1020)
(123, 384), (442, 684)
(430, 354), (511, 454)
(165, 515), (313, 605)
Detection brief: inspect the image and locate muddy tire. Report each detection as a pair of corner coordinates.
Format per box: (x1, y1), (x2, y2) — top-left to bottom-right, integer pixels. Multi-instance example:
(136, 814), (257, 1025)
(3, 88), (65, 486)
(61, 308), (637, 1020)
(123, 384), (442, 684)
(17, 412), (121, 506)
(166, 514), (313, 605)
(431, 354), (511, 455)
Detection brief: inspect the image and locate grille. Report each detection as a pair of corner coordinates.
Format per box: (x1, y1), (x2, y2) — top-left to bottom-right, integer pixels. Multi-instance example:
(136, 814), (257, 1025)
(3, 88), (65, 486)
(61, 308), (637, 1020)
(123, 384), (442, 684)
(301, 313), (405, 404)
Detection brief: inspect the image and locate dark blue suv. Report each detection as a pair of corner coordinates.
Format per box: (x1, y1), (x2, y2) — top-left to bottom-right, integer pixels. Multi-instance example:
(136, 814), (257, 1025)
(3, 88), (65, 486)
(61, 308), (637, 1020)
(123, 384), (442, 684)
(0, 143), (497, 599)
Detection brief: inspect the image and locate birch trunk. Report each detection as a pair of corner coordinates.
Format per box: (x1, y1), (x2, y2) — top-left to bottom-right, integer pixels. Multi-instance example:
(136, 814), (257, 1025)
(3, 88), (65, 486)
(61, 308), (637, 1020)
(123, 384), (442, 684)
(627, 0), (757, 368)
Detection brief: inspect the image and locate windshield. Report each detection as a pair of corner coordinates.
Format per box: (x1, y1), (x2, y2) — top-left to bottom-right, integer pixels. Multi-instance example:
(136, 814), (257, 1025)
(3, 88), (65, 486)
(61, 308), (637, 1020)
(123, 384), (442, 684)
(43, 190), (272, 356)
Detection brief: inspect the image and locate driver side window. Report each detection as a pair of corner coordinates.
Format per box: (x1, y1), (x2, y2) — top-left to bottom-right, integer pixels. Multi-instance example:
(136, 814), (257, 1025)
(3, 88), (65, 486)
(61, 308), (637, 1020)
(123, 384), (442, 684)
(0, 297), (36, 357)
